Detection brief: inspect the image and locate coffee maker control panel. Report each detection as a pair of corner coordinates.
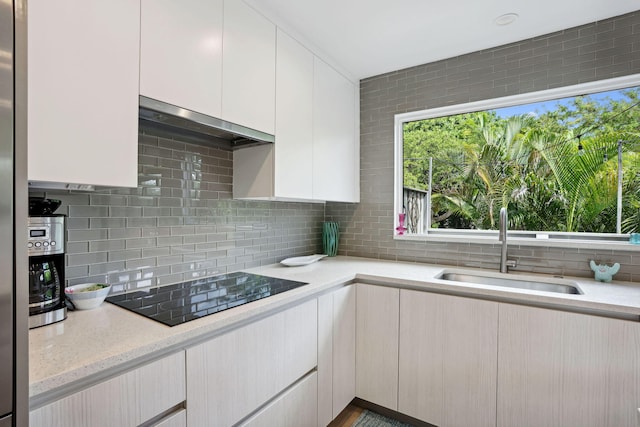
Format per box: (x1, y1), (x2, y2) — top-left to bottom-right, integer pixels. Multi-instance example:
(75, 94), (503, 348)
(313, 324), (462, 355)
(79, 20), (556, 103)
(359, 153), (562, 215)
(27, 216), (64, 256)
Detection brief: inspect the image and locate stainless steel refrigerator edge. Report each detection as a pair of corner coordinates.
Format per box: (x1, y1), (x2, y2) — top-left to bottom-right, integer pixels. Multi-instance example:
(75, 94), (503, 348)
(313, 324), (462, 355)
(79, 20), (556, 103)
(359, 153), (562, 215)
(1, 0), (29, 426)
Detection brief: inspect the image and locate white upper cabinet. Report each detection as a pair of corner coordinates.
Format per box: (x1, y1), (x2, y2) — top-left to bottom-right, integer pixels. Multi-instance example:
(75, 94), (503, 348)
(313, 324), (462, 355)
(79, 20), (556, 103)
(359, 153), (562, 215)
(234, 42), (360, 203)
(28, 0), (140, 189)
(140, 0), (223, 119)
(274, 29), (314, 200)
(139, 1), (358, 202)
(140, 0), (274, 134)
(222, 0), (276, 134)
(313, 57), (359, 202)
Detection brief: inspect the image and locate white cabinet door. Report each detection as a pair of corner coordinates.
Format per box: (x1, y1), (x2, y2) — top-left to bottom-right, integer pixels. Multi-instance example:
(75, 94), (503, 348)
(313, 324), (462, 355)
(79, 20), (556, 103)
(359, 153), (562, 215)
(398, 290), (498, 427)
(140, 0), (223, 119)
(498, 304), (640, 427)
(233, 31), (359, 203)
(28, 0), (139, 189)
(274, 29), (314, 199)
(356, 284), (399, 410)
(318, 285), (356, 426)
(313, 58), (358, 202)
(240, 372), (318, 427)
(186, 299), (317, 427)
(30, 352), (186, 427)
(222, 0), (276, 134)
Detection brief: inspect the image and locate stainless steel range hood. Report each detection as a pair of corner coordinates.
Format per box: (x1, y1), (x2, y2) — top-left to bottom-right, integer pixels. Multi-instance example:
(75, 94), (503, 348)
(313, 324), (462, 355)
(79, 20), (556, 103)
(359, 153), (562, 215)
(139, 96), (275, 150)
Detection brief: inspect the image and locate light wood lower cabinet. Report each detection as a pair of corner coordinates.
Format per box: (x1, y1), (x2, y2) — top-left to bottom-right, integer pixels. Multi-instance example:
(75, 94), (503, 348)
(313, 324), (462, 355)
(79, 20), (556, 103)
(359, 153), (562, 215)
(31, 284), (640, 427)
(29, 352), (186, 427)
(154, 409), (187, 427)
(356, 284), (400, 410)
(497, 304), (640, 427)
(318, 286), (356, 426)
(333, 286), (357, 417)
(398, 290), (498, 427)
(186, 299), (318, 426)
(240, 371), (318, 427)
(318, 292), (334, 426)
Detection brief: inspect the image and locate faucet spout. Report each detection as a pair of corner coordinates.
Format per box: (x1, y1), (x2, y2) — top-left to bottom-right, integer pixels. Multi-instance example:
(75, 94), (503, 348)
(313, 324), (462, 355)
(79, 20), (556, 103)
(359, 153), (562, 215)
(499, 207), (516, 273)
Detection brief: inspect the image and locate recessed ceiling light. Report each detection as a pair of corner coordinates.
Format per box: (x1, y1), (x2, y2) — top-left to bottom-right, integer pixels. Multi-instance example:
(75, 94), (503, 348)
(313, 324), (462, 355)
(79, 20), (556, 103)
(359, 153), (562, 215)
(494, 13), (519, 26)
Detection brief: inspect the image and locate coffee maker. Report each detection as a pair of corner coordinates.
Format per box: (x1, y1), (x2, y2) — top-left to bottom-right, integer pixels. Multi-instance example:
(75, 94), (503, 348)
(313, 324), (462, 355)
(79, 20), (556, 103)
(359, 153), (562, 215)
(28, 198), (66, 328)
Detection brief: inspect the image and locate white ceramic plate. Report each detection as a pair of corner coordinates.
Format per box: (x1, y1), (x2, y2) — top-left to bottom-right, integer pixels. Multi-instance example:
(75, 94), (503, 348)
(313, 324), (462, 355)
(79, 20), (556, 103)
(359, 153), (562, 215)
(280, 254), (328, 267)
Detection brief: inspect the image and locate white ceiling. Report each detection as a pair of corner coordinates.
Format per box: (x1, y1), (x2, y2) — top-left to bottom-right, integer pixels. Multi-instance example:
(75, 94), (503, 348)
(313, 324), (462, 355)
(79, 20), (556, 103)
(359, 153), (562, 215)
(245, 0), (640, 80)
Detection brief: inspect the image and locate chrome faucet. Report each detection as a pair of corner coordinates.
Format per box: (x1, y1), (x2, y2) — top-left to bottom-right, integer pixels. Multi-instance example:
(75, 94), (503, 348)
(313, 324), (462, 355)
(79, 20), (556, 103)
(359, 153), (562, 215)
(499, 207), (517, 273)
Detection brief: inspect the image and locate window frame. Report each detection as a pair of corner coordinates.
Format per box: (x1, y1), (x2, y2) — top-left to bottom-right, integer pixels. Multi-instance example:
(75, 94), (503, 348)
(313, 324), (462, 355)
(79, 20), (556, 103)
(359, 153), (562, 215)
(393, 73), (640, 250)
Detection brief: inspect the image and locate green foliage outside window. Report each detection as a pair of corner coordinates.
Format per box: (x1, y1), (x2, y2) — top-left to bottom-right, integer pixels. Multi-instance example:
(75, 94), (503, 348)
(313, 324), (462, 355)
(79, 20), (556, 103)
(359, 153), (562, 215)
(403, 88), (640, 233)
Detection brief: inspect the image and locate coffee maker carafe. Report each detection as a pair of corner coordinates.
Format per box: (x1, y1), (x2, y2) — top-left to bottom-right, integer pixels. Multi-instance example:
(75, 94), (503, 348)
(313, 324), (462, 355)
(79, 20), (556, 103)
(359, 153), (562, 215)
(28, 215), (66, 328)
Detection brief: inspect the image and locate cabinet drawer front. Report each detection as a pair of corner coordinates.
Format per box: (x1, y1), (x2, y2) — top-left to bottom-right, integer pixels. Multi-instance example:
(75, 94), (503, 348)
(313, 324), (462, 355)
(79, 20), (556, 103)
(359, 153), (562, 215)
(137, 351), (186, 423)
(152, 409), (187, 427)
(30, 351), (186, 427)
(186, 299), (318, 426)
(239, 372), (318, 427)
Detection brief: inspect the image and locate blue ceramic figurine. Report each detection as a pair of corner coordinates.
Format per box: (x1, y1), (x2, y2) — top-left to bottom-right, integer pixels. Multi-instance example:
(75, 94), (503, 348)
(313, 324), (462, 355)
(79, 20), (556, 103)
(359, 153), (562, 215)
(589, 260), (620, 283)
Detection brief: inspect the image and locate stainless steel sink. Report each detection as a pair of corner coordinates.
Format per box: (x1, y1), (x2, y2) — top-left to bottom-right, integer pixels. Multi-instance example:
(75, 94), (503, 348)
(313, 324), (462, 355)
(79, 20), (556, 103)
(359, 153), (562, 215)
(439, 272), (582, 294)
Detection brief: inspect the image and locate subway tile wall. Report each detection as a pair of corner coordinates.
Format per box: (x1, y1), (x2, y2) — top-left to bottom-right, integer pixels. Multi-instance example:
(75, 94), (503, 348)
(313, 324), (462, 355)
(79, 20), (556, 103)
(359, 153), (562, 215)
(326, 11), (640, 281)
(39, 134), (324, 294)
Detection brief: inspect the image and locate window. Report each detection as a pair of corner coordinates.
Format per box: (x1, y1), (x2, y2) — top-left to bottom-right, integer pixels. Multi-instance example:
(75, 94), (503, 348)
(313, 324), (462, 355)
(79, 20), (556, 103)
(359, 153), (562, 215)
(394, 74), (640, 247)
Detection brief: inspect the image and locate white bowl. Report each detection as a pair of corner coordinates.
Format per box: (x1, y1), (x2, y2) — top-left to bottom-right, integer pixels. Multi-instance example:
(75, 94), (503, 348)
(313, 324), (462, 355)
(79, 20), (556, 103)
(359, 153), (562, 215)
(65, 283), (111, 310)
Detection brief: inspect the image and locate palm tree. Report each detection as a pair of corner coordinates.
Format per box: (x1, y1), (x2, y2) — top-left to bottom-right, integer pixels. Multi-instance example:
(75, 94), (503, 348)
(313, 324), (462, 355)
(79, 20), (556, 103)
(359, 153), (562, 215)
(536, 131), (620, 232)
(447, 113), (529, 229)
(408, 92), (640, 233)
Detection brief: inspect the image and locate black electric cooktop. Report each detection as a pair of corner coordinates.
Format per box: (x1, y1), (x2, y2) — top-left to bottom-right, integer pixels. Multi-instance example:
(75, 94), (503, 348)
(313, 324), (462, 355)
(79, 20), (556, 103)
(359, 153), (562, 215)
(106, 272), (308, 327)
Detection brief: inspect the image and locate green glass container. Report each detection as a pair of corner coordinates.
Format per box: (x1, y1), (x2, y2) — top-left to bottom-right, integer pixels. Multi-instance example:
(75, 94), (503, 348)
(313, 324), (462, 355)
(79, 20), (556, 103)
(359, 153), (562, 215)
(322, 221), (340, 257)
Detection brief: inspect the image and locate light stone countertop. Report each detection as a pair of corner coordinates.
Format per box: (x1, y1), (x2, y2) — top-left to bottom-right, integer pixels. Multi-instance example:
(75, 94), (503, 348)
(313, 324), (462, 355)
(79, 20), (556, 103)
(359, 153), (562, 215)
(29, 255), (640, 407)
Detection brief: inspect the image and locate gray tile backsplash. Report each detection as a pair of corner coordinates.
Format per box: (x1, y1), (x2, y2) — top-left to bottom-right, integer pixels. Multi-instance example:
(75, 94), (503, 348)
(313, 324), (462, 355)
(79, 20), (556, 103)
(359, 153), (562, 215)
(38, 134), (324, 294)
(326, 11), (640, 282)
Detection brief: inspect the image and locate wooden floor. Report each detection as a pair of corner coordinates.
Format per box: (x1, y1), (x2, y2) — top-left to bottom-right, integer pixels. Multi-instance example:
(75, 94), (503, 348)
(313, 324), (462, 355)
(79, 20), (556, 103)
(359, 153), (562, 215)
(328, 403), (364, 427)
